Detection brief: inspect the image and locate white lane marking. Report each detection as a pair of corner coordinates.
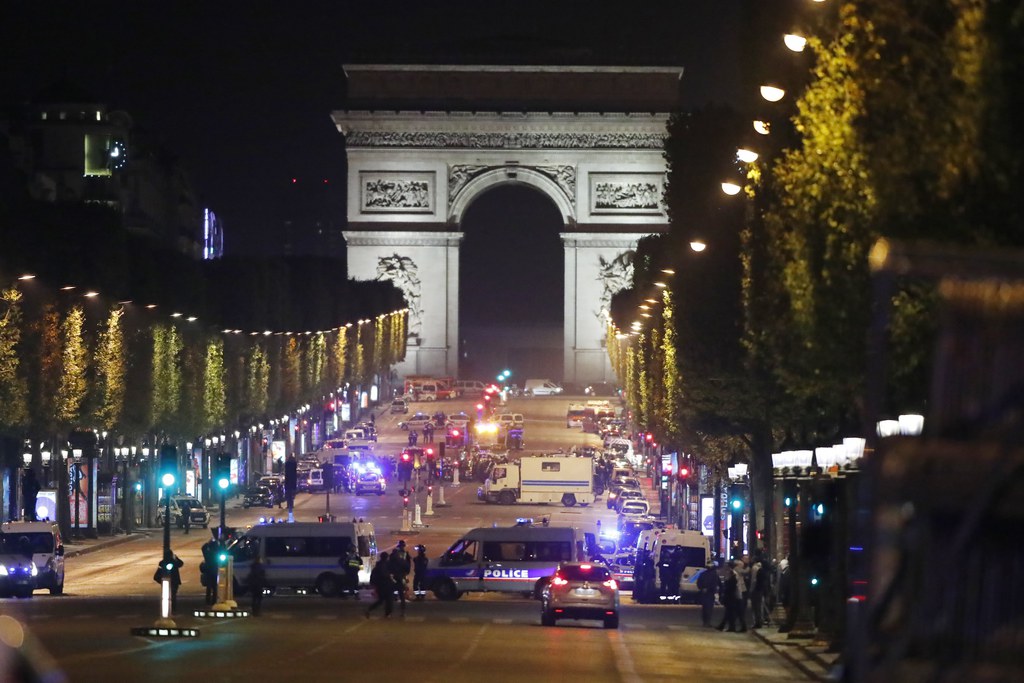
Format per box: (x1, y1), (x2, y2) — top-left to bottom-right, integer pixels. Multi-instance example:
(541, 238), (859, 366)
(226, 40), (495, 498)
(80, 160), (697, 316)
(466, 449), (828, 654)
(307, 620), (366, 655)
(457, 624), (489, 665)
(608, 629), (642, 683)
(449, 616), (469, 623)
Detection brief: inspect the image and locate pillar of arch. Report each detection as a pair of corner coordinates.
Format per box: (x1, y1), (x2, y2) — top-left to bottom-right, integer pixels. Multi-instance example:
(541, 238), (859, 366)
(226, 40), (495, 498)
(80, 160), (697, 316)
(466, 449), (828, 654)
(332, 65), (681, 384)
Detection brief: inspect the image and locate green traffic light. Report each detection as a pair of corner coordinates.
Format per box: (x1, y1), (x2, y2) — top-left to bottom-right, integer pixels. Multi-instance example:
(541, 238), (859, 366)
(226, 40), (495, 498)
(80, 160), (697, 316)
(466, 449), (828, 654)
(731, 499), (743, 510)
(161, 473), (175, 487)
(218, 477), (230, 490)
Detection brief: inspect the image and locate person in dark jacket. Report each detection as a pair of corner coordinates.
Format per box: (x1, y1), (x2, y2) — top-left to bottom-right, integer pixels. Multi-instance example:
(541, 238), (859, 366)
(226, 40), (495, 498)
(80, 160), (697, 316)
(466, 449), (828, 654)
(389, 540), (412, 614)
(201, 537), (219, 605)
(716, 561), (741, 632)
(365, 552), (395, 618)
(154, 553), (184, 615)
(248, 556), (267, 616)
(412, 545), (429, 600)
(342, 543), (363, 598)
(696, 561), (721, 627)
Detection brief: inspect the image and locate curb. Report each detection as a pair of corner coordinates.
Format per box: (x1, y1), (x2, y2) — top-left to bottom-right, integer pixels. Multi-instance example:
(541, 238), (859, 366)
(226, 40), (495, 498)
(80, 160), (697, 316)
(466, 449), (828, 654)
(63, 532), (151, 559)
(749, 628), (833, 682)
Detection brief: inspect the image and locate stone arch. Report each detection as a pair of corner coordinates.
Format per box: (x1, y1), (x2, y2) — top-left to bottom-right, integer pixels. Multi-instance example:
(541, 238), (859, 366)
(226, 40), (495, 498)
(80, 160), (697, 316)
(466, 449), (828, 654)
(447, 166), (575, 226)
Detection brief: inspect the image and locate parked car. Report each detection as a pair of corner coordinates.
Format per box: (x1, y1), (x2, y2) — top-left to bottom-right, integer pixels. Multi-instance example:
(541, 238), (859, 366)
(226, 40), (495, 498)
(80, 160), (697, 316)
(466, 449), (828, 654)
(156, 495), (210, 528)
(243, 485), (276, 508)
(390, 398), (409, 414)
(541, 562), (620, 629)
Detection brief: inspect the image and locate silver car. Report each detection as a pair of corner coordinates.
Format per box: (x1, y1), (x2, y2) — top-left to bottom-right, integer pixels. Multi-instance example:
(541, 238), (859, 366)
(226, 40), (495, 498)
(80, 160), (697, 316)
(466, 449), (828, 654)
(541, 562), (620, 629)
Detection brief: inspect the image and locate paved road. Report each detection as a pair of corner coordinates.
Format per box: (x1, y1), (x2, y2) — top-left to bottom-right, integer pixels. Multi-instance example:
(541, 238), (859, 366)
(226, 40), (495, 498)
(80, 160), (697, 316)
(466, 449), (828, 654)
(1, 395), (809, 682)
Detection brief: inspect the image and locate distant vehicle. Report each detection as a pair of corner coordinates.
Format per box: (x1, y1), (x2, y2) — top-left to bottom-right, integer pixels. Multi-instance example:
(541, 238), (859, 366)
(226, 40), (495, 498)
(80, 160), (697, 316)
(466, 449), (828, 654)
(399, 412), (432, 431)
(390, 398), (409, 414)
(243, 485), (276, 508)
(616, 499), (650, 519)
(156, 495), (210, 529)
(0, 521), (65, 597)
(584, 382), (620, 397)
(453, 379), (486, 395)
(524, 379), (563, 396)
(447, 412), (471, 429)
(566, 403), (588, 428)
(633, 528), (711, 604)
(354, 471), (387, 496)
(541, 562), (620, 629)
(230, 520), (377, 596)
(344, 428), (375, 449)
(481, 454), (594, 507)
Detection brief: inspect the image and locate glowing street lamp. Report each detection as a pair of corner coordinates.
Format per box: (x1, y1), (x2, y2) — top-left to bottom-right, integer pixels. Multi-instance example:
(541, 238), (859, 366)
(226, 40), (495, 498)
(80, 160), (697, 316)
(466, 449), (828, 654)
(689, 241), (707, 253)
(736, 148), (759, 163)
(784, 33), (807, 52)
(760, 85), (786, 102)
(753, 120), (771, 135)
(721, 182), (742, 196)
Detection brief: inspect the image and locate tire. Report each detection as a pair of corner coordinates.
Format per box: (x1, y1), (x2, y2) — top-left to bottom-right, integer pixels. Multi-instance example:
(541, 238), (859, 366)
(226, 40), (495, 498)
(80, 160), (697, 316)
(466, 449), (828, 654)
(15, 588), (33, 599)
(541, 607), (556, 626)
(498, 490), (515, 505)
(433, 579), (460, 601)
(532, 577), (551, 601)
(561, 493), (577, 507)
(604, 614), (619, 629)
(50, 578), (64, 596)
(316, 573), (342, 598)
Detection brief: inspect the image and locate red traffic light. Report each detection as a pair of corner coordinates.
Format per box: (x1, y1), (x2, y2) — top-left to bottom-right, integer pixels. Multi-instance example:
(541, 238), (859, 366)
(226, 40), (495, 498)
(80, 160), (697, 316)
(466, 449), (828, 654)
(679, 466), (689, 478)
(425, 448), (434, 456)
(452, 429), (460, 437)
(645, 433), (654, 442)
(401, 452), (411, 462)
(476, 404), (484, 411)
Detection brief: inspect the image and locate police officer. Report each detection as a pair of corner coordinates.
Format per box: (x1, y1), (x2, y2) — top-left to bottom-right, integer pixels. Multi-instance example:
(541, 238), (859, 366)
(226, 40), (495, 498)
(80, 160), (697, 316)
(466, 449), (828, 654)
(201, 536), (220, 605)
(389, 540), (412, 614)
(412, 545), (429, 600)
(343, 543), (363, 598)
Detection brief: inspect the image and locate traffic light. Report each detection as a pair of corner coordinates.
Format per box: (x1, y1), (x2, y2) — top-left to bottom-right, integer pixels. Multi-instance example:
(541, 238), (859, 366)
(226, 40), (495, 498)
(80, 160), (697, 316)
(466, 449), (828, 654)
(158, 445), (177, 488)
(214, 453), (231, 491)
(401, 451), (412, 464)
(729, 485), (745, 512)
(322, 463), (335, 490)
(678, 465), (690, 482)
(645, 433), (654, 443)
(217, 546), (229, 566)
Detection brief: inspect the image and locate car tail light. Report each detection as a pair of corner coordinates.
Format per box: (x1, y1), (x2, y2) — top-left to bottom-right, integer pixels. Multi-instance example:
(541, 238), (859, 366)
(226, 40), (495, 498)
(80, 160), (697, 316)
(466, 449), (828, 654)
(580, 564), (592, 570)
(603, 579), (618, 590)
(551, 575), (568, 586)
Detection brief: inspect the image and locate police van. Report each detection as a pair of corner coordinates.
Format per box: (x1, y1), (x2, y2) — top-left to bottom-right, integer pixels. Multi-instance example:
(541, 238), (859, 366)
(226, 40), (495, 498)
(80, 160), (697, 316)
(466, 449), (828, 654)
(632, 527), (710, 603)
(426, 523), (584, 601)
(229, 520), (376, 597)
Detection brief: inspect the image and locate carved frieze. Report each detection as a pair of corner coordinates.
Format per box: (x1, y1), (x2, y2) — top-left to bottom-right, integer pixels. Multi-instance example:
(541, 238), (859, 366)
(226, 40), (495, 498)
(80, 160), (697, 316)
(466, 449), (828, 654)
(535, 165), (576, 205)
(347, 131), (664, 150)
(448, 164), (576, 209)
(360, 171), (434, 213)
(589, 173), (664, 214)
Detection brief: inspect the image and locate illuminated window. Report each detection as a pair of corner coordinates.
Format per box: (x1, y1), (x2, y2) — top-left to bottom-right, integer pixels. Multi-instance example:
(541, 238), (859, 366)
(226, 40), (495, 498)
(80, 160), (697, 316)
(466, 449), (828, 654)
(41, 112), (47, 121)
(95, 111), (102, 121)
(84, 134), (112, 177)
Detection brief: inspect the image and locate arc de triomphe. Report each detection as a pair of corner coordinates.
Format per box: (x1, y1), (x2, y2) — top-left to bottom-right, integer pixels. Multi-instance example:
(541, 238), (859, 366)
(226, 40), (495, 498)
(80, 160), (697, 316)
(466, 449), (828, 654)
(332, 65), (681, 384)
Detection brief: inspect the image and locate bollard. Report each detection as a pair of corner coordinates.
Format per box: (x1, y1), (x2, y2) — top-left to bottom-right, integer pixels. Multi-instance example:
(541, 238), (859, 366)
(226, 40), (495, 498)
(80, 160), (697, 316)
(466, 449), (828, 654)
(413, 503), (423, 527)
(453, 467), (461, 486)
(425, 490), (435, 516)
(437, 483), (447, 506)
(401, 508), (412, 532)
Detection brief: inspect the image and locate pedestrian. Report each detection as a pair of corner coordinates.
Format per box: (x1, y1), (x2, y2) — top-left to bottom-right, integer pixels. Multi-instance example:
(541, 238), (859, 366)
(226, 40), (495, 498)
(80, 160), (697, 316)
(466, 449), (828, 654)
(696, 560), (721, 627)
(182, 502), (191, 534)
(249, 556), (267, 616)
(343, 542), (363, 598)
(750, 554), (771, 628)
(365, 552), (395, 618)
(389, 540), (412, 614)
(154, 553), (184, 615)
(412, 545), (428, 600)
(201, 536), (220, 605)
(735, 555), (751, 631)
(716, 561), (740, 632)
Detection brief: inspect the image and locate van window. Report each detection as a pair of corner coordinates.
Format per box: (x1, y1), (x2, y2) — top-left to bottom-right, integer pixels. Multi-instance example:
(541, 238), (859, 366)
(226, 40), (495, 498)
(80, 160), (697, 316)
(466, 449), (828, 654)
(530, 541), (573, 562)
(541, 462), (561, 472)
(491, 466), (506, 480)
(483, 542), (527, 561)
(441, 539), (478, 566)
(235, 536), (259, 561)
(265, 536), (348, 558)
(659, 545), (706, 569)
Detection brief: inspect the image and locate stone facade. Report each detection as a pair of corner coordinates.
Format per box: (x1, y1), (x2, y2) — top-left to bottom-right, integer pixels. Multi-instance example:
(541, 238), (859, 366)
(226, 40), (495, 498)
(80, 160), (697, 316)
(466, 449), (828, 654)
(333, 66), (679, 383)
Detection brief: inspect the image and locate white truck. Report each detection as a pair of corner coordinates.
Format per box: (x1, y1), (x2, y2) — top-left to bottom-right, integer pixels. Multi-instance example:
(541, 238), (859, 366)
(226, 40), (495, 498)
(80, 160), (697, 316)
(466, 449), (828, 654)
(480, 454), (595, 507)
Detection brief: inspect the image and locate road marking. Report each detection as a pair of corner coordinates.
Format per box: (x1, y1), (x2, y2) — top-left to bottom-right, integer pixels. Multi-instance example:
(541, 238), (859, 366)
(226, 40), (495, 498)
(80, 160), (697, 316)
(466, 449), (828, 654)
(449, 616), (469, 623)
(608, 630), (642, 683)
(667, 624), (684, 631)
(625, 623), (646, 629)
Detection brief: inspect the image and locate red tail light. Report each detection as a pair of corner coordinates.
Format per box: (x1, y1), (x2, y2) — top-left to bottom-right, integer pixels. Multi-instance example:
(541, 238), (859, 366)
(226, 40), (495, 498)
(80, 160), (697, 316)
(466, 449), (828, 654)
(551, 575), (568, 586)
(580, 564), (592, 570)
(603, 579), (618, 590)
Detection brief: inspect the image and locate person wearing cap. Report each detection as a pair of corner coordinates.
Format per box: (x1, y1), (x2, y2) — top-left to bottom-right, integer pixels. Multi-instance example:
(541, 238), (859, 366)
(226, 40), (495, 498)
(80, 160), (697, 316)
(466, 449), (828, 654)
(412, 544), (429, 600)
(389, 540), (412, 614)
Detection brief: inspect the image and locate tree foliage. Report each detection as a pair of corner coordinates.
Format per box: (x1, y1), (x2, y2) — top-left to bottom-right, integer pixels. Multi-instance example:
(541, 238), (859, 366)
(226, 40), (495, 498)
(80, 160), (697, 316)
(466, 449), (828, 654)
(0, 287), (28, 429)
(93, 306), (126, 430)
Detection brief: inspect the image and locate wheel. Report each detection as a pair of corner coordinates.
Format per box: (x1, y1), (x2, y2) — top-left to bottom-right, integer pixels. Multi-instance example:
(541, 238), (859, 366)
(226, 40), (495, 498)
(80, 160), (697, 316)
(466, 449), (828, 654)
(498, 490), (515, 505)
(50, 578), (64, 596)
(316, 573), (342, 598)
(14, 588), (33, 599)
(433, 579), (460, 601)
(561, 493), (577, 507)
(604, 614), (619, 629)
(532, 577), (551, 601)
(541, 607), (556, 626)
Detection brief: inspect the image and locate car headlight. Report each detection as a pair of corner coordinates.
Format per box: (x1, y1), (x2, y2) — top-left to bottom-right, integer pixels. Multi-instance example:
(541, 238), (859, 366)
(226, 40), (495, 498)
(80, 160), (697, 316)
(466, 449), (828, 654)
(31, 565), (38, 576)
(0, 566), (7, 576)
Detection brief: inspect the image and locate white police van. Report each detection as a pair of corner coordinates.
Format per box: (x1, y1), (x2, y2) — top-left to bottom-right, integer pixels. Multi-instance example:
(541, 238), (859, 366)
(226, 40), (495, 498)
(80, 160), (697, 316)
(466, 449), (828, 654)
(0, 521), (65, 597)
(230, 520), (376, 597)
(426, 522), (583, 601)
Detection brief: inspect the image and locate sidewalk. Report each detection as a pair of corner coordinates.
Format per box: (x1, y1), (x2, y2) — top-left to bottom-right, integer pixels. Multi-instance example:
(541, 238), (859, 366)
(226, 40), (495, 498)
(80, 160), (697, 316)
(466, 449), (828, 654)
(62, 530), (152, 559)
(749, 626), (842, 682)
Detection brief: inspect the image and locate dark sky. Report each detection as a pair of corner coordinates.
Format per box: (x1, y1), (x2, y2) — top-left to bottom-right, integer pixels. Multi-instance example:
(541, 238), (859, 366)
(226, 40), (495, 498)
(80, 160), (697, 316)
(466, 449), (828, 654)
(2, 2), (742, 257)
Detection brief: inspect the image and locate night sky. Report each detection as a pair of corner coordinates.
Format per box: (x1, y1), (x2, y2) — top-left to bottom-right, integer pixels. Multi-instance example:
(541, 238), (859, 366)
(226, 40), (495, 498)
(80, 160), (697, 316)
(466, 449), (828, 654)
(3, 1), (742, 335)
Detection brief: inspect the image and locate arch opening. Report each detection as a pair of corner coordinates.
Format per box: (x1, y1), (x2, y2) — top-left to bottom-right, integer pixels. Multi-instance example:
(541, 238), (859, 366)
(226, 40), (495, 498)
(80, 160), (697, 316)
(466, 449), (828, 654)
(459, 183), (564, 383)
